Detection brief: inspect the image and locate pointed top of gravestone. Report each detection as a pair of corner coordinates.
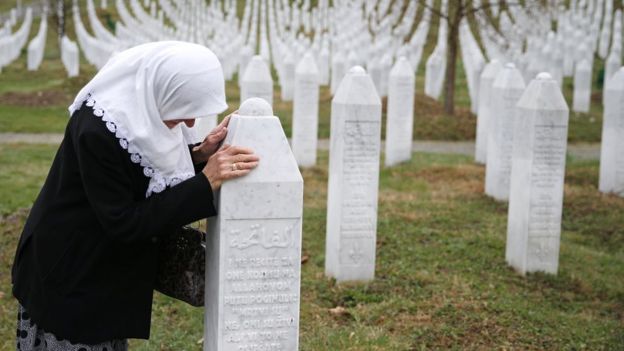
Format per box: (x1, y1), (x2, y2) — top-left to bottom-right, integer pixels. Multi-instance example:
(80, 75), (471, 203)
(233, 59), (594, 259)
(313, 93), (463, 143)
(536, 72), (552, 80)
(296, 52), (319, 76)
(481, 59), (503, 79)
(333, 66), (381, 106)
(348, 65), (366, 75)
(239, 97), (274, 116)
(517, 71), (568, 112)
(242, 55), (272, 83)
(390, 56), (414, 78)
(493, 63), (526, 90)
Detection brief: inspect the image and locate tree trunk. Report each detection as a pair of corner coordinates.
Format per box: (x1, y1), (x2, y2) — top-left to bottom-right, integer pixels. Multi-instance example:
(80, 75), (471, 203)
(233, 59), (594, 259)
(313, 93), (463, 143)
(444, 0), (464, 116)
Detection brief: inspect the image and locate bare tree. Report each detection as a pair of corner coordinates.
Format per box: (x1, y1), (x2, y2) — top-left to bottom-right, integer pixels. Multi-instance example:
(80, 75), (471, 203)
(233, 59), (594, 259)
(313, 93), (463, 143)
(417, 0), (541, 115)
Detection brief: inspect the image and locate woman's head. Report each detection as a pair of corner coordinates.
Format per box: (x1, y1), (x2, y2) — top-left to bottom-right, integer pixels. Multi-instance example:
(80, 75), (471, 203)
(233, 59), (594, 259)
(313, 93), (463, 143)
(69, 41), (229, 195)
(143, 42), (228, 122)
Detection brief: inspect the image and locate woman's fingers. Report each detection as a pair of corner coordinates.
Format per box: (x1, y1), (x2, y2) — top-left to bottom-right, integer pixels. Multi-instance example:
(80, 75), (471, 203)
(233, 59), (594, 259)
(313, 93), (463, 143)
(233, 161), (259, 170)
(231, 153), (260, 163)
(224, 168), (254, 179)
(219, 112), (235, 128)
(226, 145), (254, 155)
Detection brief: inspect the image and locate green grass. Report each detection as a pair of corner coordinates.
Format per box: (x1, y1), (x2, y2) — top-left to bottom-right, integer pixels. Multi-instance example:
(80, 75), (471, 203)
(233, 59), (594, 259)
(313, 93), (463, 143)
(0, 145), (622, 349)
(0, 144), (56, 214)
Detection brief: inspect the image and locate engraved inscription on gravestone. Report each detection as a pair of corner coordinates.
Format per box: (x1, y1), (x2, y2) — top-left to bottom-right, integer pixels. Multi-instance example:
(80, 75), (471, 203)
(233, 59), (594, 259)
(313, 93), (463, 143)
(527, 125), (567, 238)
(339, 121), (380, 267)
(220, 218), (300, 351)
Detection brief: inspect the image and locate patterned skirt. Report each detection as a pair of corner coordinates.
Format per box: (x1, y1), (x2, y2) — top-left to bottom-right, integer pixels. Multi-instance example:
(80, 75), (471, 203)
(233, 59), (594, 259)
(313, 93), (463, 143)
(16, 304), (128, 351)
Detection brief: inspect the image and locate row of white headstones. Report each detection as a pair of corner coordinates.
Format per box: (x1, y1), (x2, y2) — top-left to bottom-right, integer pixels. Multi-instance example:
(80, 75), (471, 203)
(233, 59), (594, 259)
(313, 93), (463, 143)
(203, 56), (624, 350)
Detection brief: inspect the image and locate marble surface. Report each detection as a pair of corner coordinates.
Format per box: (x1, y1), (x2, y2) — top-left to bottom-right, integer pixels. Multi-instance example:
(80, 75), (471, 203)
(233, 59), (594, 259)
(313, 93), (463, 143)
(572, 58), (592, 113)
(475, 60), (502, 164)
(241, 55), (274, 106)
(385, 57), (415, 167)
(506, 72), (569, 275)
(205, 98), (303, 351)
(281, 51), (295, 101)
(330, 50), (346, 96)
(424, 50), (445, 100)
(599, 67), (624, 196)
(326, 66), (382, 282)
(485, 63), (526, 202)
(292, 52), (320, 167)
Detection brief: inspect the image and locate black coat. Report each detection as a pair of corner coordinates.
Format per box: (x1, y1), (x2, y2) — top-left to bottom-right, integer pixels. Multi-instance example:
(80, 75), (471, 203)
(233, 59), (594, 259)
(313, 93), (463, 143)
(11, 102), (217, 344)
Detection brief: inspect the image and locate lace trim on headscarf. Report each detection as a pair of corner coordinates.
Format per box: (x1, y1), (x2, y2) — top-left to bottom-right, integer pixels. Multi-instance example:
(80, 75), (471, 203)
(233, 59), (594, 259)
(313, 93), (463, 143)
(84, 94), (195, 197)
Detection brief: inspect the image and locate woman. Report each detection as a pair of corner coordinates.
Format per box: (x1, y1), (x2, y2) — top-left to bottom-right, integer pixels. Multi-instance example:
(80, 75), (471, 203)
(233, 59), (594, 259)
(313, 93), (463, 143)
(11, 41), (259, 350)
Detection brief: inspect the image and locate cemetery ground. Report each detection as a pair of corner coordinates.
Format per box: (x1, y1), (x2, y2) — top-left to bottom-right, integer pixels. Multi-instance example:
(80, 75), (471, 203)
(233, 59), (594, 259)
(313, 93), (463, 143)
(0, 2), (623, 350)
(0, 144), (623, 349)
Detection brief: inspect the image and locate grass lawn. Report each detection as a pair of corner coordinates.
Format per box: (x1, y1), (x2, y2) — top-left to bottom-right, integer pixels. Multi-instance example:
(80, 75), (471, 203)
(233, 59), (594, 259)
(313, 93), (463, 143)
(0, 144), (622, 349)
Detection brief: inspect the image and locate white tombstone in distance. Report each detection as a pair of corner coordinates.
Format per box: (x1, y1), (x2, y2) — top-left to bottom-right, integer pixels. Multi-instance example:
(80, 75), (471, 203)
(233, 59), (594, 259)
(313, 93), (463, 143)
(572, 58), (591, 113)
(424, 50), (445, 100)
(599, 67), (624, 196)
(241, 55), (273, 106)
(27, 17), (46, 71)
(385, 57), (415, 166)
(325, 66), (382, 282)
(319, 46), (330, 85)
(292, 53), (320, 167)
(485, 63), (526, 201)
(281, 51), (295, 101)
(603, 52), (621, 105)
(330, 50), (346, 95)
(204, 98), (303, 351)
(475, 60), (503, 164)
(238, 45), (254, 87)
(61, 36), (79, 78)
(379, 54), (392, 98)
(506, 72), (569, 275)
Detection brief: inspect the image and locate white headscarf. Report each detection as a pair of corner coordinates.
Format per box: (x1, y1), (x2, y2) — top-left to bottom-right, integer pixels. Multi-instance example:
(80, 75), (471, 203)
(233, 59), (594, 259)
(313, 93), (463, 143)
(69, 41), (228, 196)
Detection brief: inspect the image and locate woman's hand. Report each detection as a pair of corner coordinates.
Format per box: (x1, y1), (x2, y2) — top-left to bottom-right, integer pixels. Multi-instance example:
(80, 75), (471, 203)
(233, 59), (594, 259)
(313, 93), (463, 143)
(202, 144), (259, 191)
(192, 112), (236, 163)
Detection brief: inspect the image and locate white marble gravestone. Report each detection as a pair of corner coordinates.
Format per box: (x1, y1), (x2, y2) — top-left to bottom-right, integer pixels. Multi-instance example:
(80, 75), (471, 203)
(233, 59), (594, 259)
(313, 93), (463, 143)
(599, 67), (624, 196)
(325, 66), (382, 282)
(241, 55), (274, 106)
(603, 51), (621, 105)
(506, 72), (569, 275)
(330, 50), (346, 95)
(281, 51), (295, 102)
(319, 46), (330, 85)
(238, 45), (254, 87)
(385, 56), (415, 166)
(204, 98), (303, 351)
(475, 60), (503, 164)
(572, 58), (591, 113)
(485, 63), (526, 201)
(292, 52), (320, 167)
(424, 50), (445, 100)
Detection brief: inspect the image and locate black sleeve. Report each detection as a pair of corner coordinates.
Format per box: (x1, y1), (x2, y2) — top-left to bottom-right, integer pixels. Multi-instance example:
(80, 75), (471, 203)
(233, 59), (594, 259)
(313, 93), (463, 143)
(188, 143), (207, 174)
(76, 130), (217, 243)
